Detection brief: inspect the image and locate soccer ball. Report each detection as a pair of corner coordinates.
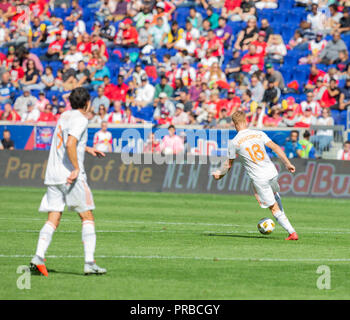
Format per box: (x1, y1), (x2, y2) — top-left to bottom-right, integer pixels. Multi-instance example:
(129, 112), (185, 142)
(257, 218), (275, 235)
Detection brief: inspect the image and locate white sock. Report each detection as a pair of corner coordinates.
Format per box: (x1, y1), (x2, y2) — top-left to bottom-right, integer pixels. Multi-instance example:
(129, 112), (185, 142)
(273, 211), (296, 235)
(35, 222), (56, 259)
(82, 221), (96, 263)
(275, 192), (284, 212)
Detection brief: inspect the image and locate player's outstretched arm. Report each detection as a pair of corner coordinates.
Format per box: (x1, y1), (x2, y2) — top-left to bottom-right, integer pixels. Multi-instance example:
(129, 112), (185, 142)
(265, 141), (296, 173)
(212, 159), (234, 180)
(86, 146), (106, 158)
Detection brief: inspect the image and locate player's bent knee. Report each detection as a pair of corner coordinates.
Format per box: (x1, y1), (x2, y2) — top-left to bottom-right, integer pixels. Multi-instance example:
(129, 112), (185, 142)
(47, 212), (62, 228)
(79, 210), (94, 222)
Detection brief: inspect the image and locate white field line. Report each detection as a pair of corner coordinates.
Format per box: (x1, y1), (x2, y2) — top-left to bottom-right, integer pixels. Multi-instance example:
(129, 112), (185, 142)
(0, 229), (350, 235)
(0, 254), (349, 262)
(0, 216), (350, 233)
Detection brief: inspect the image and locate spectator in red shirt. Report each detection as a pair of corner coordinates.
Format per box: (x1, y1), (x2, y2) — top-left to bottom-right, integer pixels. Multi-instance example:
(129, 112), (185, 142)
(42, 31), (65, 61)
(103, 76), (117, 101)
(38, 104), (56, 122)
(0, 103), (21, 122)
(222, 0), (242, 19)
(305, 64), (326, 91)
(77, 33), (92, 58)
(121, 18), (139, 47)
(10, 57), (25, 88)
(206, 29), (224, 58)
(114, 75), (129, 102)
(241, 44), (264, 74)
(29, 0), (49, 19)
(217, 88), (241, 116)
(90, 33), (108, 61)
(251, 30), (267, 57)
(263, 109), (282, 127)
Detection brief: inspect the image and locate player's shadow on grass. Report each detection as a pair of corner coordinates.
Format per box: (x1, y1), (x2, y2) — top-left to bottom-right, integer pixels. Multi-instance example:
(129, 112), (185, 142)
(46, 268), (85, 276)
(205, 233), (275, 240)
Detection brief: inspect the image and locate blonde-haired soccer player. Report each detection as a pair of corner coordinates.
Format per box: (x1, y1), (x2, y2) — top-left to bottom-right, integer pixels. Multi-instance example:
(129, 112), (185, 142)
(30, 87), (107, 276)
(213, 111), (298, 240)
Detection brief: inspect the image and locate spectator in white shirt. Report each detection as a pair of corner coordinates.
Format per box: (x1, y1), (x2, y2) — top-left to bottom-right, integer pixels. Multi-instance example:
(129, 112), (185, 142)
(172, 103), (190, 125)
(63, 45), (84, 70)
(134, 75), (155, 107)
(307, 3), (326, 34)
(21, 101), (40, 123)
(337, 141), (350, 160)
(93, 121), (113, 153)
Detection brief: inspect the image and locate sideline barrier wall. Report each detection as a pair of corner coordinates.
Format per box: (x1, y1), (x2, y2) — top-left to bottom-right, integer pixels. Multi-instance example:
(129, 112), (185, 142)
(1, 150), (350, 199)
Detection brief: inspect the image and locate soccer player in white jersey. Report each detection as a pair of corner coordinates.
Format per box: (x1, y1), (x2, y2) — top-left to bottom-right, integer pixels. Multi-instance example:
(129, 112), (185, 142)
(30, 87), (107, 276)
(213, 111), (299, 240)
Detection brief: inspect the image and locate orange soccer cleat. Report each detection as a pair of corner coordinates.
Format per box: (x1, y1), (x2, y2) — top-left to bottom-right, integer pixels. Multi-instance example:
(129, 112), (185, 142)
(285, 232), (299, 241)
(36, 264), (49, 277)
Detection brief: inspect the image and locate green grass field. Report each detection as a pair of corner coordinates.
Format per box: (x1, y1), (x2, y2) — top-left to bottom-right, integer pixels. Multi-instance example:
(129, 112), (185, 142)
(0, 186), (349, 300)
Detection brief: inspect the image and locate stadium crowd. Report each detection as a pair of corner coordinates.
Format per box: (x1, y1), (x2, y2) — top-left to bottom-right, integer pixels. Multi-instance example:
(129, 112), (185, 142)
(0, 0), (349, 158)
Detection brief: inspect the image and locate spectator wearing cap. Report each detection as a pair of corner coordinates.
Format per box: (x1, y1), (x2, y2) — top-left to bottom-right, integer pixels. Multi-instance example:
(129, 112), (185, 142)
(154, 75), (174, 102)
(151, 2), (168, 25)
(251, 31), (267, 57)
(279, 106), (298, 127)
(234, 17), (258, 51)
(337, 141), (350, 160)
(305, 64), (326, 91)
(13, 88), (38, 118)
(225, 49), (241, 81)
(174, 32), (197, 56)
(265, 63), (285, 91)
(218, 88), (241, 116)
(41, 31), (65, 61)
(160, 125), (185, 155)
(249, 75), (264, 103)
(338, 8), (350, 35)
(121, 18), (139, 47)
(21, 100), (40, 123)
(135, 75), (155, 108)
(295, 106), (317, 127)
(175, 59), (196, 87)
(100, 17), (116, 47)
(154, 92), (175, 124)
(150, 16), (170, 48)
(217, 107), (232, 128)
(262, 77), (280, 111)
(172, 103), (190, 125)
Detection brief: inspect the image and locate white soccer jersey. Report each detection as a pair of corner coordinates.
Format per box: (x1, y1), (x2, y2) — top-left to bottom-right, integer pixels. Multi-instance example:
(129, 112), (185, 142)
(93, 130), (112, 153)
(228, 129), (278, 182)
(44, 110), (88, 185)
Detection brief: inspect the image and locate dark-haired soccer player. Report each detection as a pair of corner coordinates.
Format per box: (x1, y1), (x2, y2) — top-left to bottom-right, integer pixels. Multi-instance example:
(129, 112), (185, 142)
(30, 87), (107, 276)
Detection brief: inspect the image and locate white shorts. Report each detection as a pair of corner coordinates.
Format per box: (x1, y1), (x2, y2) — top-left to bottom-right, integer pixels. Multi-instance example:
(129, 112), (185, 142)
(39, 180), (95, 213)
(252, 176), (280, 209)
